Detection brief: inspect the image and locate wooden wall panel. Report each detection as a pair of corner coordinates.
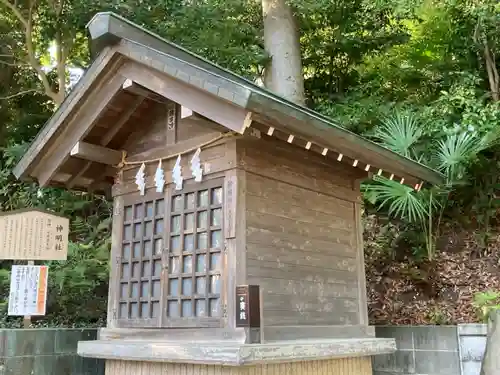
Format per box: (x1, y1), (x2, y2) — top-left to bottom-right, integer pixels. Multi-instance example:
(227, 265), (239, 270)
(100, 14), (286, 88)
(123, 105), (168, 156)
(123, 103), (227, 161)
(111, 100), (238, 198)
(237, 136), (362, 203)
(177, 116), (228, 143)
(240, 136), (364, 327)
(105, 357), (372, 375)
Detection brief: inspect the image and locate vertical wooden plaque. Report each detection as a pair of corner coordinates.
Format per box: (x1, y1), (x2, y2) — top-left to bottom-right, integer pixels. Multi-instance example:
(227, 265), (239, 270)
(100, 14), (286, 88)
(235, 285), (260, 328)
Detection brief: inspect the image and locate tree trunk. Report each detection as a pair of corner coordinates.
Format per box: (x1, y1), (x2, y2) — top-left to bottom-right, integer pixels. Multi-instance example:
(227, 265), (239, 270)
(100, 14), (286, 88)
(480, 310), (500, 375)
(261, 0), (305, 105)
(483, 44), (499, 102)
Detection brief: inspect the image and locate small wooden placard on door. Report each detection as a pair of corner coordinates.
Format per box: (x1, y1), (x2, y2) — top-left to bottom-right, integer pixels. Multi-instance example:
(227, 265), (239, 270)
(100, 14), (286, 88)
(235, 285), (260, 328)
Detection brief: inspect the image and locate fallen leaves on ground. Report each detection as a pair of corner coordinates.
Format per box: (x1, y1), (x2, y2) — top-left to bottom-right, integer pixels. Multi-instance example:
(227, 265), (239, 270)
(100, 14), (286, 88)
(364, 215), (500, 325)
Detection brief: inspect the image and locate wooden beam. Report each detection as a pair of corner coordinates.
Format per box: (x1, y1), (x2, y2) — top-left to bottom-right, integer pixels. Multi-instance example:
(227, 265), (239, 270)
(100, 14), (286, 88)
(35, 73), (126, 186)
(103, 95), (145, 145)
(180, 106), (209, 123)
(122, 78), (169, 104)
(53, 173), (93, 187)
(66, 95), (144, 189)
(70, 142), (123, 166)
(13, 46), (118, 181)
(121, 61), (250, 134)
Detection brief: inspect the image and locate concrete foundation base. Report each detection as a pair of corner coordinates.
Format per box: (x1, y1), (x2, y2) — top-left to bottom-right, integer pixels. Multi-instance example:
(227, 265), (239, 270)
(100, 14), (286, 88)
(105, 357), (372, 375)
(79, 337), (395, 375)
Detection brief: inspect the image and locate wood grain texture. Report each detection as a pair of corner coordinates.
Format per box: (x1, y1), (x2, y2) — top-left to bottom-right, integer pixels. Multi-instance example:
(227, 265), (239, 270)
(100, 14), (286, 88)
(240, 136), (365, 329)
(106, 89), (237, 328)
(237, 136), (360, 203)
(99, 327), (247, 343)
(104, 356), (372, 375)
(120, 61), (249, 134)
(66, 95), (145, 189)
(112, 142), (233, 197)
(224, 168), (247, 333)
(14, 46), (118, 180)
(70, 141), (123, 165)
(353, 181), (369, 325)
(108, 196), (124, 328)
(34, 63), (126, 186)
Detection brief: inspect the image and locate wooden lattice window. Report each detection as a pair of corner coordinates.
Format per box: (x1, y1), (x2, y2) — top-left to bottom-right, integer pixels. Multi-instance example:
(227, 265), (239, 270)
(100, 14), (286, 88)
(117, 192), (165, 327)
(165, 180), (223, 325)
(113, 179), (224, 328)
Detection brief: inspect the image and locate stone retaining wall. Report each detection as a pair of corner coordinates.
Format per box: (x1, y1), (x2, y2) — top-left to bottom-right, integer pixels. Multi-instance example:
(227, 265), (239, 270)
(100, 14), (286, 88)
(0, 329), (105, 375)
(0, 325), (489, 375)
(373, 325), (488, 375)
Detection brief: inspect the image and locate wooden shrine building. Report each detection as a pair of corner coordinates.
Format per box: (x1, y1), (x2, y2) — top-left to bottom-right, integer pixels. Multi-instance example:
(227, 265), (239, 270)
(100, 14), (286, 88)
(14, 12), (443, 375)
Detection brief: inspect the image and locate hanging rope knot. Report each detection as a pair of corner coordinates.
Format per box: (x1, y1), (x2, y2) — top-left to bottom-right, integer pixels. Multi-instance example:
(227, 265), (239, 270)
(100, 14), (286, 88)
(115, 150), (128, 169)
(117, 131), (239, 170)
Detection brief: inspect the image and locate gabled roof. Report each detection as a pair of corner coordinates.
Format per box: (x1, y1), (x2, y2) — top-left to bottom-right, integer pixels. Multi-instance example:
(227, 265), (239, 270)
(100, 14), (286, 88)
(13, 12), (444, 189)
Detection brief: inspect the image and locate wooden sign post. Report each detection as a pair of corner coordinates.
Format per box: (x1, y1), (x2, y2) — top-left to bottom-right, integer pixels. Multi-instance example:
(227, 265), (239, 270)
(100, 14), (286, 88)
(25, 260), (34, 329)
(0, 208), (69, 327)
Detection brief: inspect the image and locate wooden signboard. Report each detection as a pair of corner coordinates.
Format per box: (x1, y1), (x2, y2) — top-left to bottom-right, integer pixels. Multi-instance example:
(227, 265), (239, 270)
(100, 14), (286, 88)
(0, 209), (69, 260)
(235, 285), (260, 328)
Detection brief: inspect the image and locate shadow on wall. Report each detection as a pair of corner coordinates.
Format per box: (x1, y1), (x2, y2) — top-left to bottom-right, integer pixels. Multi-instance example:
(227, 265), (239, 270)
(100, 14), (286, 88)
(373, 325), (487, 375)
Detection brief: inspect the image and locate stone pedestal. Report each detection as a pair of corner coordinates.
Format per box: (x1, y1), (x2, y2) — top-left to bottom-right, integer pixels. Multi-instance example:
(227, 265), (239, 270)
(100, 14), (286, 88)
(78, 337), (395, 375)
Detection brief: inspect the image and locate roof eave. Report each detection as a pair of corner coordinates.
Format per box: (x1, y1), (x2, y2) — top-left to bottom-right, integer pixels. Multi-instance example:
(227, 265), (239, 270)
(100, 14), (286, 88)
(248, 92), (445, 186)
(85, 13), (444, 185)
(13, 46), (121, 183)
(86, 12), (120, 59)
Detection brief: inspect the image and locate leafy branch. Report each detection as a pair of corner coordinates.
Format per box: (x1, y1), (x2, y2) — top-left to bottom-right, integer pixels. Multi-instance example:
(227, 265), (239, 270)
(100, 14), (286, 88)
(0, 88), (43, 100)
(0, 0), (67, 105)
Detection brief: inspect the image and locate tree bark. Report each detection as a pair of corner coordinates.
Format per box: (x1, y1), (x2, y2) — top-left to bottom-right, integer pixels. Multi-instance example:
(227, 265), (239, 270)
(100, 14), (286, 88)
(261, 0), (305, 105)
(0, 0), (66, 106)
(480, 310), (500, 375)
(484, 45), (499, 102)
(473, 22), (499, 102)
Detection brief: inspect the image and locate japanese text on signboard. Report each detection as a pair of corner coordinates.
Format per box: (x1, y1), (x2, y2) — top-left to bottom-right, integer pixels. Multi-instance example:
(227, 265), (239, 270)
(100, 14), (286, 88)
(8, 265), (48, 316)
(235, 285), (260, 328)
(0, 209), (69, 260)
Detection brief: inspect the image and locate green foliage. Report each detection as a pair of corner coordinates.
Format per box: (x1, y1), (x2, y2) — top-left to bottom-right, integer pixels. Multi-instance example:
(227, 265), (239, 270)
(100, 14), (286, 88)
(372, 111), (423, 159)
(426, 306), (452, 325)
(473, 291), (500, 322)
(44, 240), (110, 325)
(363, 110), (500, 259)
(0, 186), (112, 327)
(0, 0), (267, 327)
(0, 241), (110, 328)
(1, 0), (500, 325)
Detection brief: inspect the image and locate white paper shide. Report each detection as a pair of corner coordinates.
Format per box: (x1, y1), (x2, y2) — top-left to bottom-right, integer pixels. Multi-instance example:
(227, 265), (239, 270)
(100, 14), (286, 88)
(133, 148), (204, 194)
(135, 163), (146, 195)
(154, 160), (165, 193)
(190, 148), (203, 182)
(172, 155), (183, 190)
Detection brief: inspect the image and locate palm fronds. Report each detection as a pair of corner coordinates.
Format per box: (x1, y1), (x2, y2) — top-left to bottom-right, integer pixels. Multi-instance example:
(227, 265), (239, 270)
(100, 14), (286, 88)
(372, 111), (423, 159)
(363, 176), (428, 223)
(364, 109), (500, 260)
